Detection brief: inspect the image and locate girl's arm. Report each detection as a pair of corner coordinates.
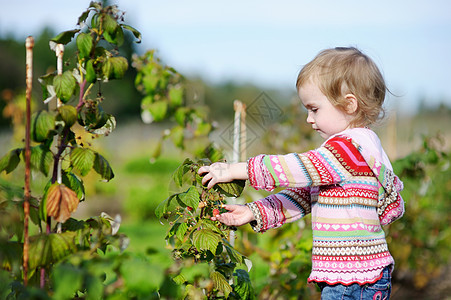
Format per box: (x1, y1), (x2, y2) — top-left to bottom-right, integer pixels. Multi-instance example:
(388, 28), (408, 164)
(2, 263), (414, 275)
(248, 137), (368, 191)
(212, 187), (312, 231)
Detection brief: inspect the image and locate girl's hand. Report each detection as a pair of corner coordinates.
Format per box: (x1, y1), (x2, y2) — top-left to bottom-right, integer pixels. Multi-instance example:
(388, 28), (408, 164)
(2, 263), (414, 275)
(211, 204), (255, 227)
(198, 162), (248, 190)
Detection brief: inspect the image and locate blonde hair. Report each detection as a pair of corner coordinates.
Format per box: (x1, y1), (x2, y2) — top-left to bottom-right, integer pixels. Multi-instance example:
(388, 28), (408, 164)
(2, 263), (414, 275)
(296, 47), (386, 127)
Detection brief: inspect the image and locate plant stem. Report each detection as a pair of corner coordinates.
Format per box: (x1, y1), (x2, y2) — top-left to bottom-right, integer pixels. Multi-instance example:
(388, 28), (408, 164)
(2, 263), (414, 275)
(23, 35), (34, 287)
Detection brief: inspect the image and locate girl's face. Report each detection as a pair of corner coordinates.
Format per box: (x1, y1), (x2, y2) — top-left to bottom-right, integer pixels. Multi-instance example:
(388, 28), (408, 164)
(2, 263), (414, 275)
(298, 79), (354, 139)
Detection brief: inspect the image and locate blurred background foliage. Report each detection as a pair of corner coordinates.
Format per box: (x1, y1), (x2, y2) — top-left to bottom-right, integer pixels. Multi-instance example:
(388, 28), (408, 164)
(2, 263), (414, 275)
(1, 23), (451, 299)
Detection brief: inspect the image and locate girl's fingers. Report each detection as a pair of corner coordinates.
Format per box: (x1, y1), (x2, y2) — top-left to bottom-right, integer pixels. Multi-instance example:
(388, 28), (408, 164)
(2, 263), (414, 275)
(198, 166), (209, 175)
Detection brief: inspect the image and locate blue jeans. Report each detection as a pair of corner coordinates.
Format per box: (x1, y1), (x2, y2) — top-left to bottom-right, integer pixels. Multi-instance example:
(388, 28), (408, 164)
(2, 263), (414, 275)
(318, 265), (392, 300)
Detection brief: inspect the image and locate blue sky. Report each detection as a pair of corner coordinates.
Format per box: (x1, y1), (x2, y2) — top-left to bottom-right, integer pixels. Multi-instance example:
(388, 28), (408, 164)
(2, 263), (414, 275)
(1, 0), (451, 114)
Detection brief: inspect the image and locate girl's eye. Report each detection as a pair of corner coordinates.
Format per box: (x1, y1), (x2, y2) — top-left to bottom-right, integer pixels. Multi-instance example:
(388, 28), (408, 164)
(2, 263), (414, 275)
(310, 108), (318, 113)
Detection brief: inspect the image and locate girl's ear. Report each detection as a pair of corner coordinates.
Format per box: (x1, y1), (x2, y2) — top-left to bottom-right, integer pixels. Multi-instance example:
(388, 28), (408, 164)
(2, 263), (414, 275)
(344, 94), (358, 114)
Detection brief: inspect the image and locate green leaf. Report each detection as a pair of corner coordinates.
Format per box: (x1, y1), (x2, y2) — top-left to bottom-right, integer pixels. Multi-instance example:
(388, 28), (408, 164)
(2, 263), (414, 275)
(172, 274), (186, 285)
(176, 222), (188, 242)
(174, 107), (188, 126)
(62, 172), (85, 201)
(224, 242), (245, 264)
(29, 145), (53, 176)
(210, 271), (232, 298)
(169, 85), (183, 107)
(54, 70), (77, 103)
(179, 187), (199, 209)
(58, 105), (77, 128)
(77, 8), (91, 25)
(31, 110), (55, 142)
(122, 24), (142, 43)
(192, 229), (220, 253)
(104, 26), (124, 47)
(195, 121), (211, 137)
(102, 14), (117, 36)
(76, 32), (93, 59)
(85, 59), (96, 83)
(28, 232), (77, 270)
(39, 181), (52, 221)
(101, 59), (113, 80)
(234, 269), (255, 300)
(155, 194), (178, 219)
(93, 153), (114, 181)
(215, 180), (246, 198)
(90, 114), (116, 135)
(170, 125), (184, 149)
(0, 148), (21, 174)
(109, 56), (128, 79)
(51, 29), (80, 45)
(52, 264), (84, 300)
(172, 158), (193, 187)
(70, 147), (95, 176)
(148, 101), (168, 122)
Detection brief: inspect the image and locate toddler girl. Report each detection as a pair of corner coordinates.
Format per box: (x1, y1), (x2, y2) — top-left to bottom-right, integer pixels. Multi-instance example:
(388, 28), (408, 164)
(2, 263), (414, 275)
(198, 47), (404, 300)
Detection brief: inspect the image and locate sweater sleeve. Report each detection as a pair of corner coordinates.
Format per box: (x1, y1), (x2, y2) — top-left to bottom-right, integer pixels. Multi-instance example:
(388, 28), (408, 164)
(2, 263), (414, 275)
(247, 137), (367, 191)
(246, 187), (311, 232)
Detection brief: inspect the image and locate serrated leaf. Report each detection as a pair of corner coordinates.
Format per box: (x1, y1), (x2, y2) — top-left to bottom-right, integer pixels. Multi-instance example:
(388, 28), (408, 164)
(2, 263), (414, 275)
(210, 271), (232, 298)
(102, 59), (113, 81)
(93, 153), (114, 181)
(215, 180), (246, 198)
(51, 29), (80, 45)
(176, 222), (188, 241)
(62, 172), (85, 201)
(54, 70), (76, 103)
(71, 147), (95, 176)
(224, 242), (245, 264)
(0, 148), (21, 174)
(29, 145), (53, 176)
(46, 183), (80, 223)
(58, 105), (77, 127)
(102, 14), (117, 35)
(122, 24), (142, 43)
(234, 269), (255, 300)
(172, 158), (193, 187)
(28, 232), (77, 270)
(109, 56), (128, 79)
(179, 187), (199, 209)
(31, 110), (55, 142)
(76, 32), (93, 59)
(192, 229), (220, 253)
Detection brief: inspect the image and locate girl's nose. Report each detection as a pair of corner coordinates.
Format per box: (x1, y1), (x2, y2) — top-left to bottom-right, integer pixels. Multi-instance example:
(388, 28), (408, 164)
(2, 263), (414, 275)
(306, 113), (314, 124)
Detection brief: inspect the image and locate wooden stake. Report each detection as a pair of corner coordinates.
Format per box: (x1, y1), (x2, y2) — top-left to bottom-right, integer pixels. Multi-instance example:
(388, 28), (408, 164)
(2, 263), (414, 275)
(23, 35), (34, 286)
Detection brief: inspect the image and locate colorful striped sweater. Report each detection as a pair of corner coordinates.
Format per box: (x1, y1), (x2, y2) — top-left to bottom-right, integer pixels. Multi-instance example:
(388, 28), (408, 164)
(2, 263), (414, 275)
(246, 128), (404, 285)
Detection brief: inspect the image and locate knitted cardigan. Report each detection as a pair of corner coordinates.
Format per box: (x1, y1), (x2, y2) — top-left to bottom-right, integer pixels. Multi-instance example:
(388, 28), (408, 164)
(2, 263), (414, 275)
(246, 128), (404, 285)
